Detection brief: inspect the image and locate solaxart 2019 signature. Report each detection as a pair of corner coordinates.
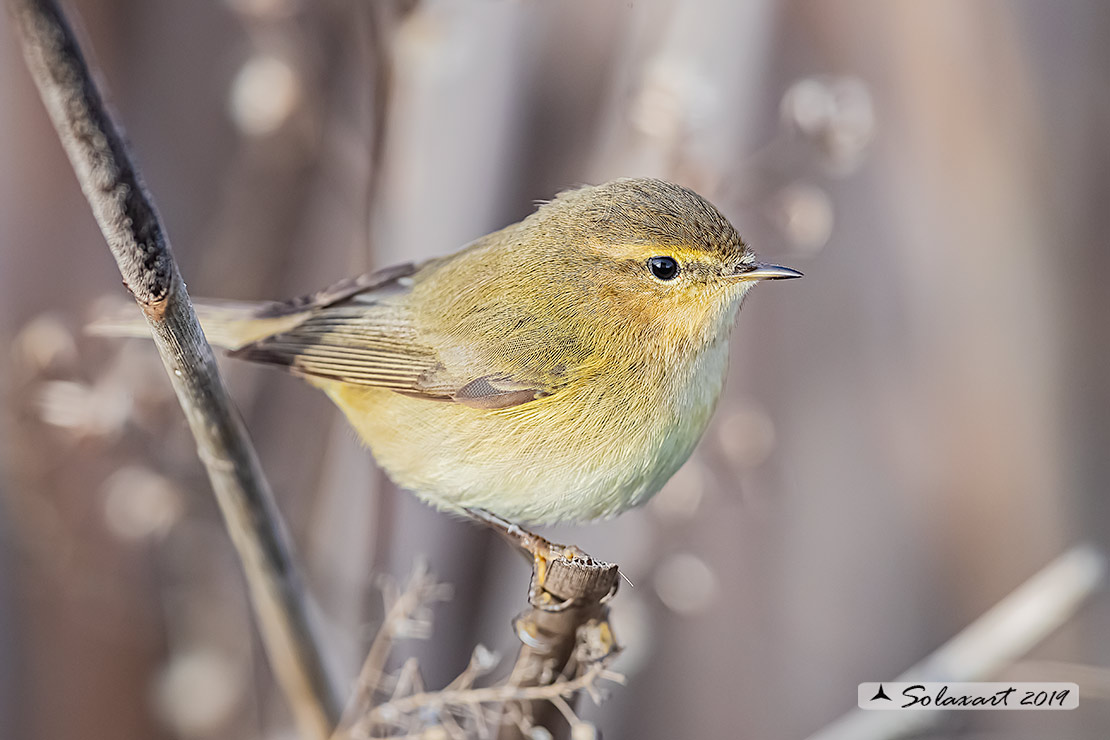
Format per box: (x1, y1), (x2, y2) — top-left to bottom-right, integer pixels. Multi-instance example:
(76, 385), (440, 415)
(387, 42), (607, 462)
(899, 684), (1072, 709)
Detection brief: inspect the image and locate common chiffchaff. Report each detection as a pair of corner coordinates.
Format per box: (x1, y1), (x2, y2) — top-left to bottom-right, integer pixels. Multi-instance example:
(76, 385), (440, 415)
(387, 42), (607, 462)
(97, 178), (800, 525)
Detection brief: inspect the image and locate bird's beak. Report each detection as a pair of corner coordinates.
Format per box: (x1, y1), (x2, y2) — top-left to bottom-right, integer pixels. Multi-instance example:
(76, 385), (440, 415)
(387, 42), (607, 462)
(730, 262), (804, 281)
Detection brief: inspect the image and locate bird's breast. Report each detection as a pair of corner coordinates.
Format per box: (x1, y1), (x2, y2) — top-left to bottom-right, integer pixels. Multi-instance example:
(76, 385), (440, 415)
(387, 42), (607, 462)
(321, 332), (731, 525)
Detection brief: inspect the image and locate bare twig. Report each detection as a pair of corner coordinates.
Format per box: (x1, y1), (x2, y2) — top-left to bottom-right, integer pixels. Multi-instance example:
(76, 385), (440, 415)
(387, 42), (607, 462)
(373, 662), (608, 723)
(495, 551), (621, 740)
(352, 662), (620, 739)
(335, 563), (452, 737)
(6, 1), (342, 737)
(335, 548), (622, 740)
(807, 543), (1106, 740)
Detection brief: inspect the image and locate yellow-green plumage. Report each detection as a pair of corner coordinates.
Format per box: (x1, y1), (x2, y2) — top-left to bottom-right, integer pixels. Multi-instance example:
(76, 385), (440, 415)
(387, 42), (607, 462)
(92, 178), (799, 524)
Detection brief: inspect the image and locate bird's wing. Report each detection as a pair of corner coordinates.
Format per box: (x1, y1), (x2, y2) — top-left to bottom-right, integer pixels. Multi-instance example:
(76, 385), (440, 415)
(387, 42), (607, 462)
(230, 265), (561, 410)
(248, 262), (421, 317)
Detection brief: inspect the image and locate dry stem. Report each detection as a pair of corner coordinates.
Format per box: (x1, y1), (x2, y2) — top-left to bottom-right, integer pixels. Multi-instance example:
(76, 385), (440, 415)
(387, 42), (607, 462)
(6, 1), (342, 737)
(335, 551), (623, 740)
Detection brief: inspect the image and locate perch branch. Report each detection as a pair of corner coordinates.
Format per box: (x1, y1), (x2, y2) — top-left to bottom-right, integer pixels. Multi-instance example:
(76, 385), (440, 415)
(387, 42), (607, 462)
(7, 1), (342, 737)
(496, 544), (621, 740)
(807, 543), (1106, 740)
(335, 547), (622, 739)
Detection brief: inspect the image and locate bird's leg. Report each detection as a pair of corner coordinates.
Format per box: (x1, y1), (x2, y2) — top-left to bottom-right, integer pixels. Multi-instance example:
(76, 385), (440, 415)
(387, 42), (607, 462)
(464, 508), (585, 610)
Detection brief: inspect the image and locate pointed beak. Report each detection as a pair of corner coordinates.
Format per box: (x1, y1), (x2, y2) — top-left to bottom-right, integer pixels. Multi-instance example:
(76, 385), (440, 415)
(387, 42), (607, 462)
(730, 262), (804, 282)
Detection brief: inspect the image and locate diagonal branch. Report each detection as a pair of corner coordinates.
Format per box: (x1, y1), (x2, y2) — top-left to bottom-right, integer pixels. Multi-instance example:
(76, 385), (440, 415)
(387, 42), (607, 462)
(6, 1), (342, 737)
(806, 543), (1106, 740)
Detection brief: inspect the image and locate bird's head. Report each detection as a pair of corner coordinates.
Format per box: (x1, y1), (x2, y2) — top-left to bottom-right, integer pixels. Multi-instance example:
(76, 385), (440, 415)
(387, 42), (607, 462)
(537, 178), (802, 345)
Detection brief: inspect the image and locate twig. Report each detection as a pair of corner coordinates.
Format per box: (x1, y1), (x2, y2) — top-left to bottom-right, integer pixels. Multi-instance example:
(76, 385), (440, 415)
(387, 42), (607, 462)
(337, 547), (622, 739)
(355, 662), (613, 738)
(495, 546), (621, 740)
(333, 564), (451, 738)
(6, 1), (342, 737)
(806, 543), (1106, 740)
(386, 662), (606, 716)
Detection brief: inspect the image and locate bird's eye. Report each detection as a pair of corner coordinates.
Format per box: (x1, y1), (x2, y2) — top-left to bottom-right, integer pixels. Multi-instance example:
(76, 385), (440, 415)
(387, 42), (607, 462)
(647, 256), (680, 280)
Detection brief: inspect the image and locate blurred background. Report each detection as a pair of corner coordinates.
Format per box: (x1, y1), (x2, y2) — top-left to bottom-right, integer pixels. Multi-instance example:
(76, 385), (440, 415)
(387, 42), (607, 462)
(2, 0), (1110, 738)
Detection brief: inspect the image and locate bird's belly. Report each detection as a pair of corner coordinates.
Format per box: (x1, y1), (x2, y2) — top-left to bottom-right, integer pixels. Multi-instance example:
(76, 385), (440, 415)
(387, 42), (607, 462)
(320, 366), (723, 525)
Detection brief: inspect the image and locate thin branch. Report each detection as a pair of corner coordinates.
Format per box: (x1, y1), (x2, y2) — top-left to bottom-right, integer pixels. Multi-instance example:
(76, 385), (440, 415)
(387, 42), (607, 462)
(333, 563), (451, 738)
(806, 543), (1106, 740)
(443, 644), (501, 692)
(6, 1), (342, 737)
(335, 544), (622, 740)
(356, 662), (612, 738)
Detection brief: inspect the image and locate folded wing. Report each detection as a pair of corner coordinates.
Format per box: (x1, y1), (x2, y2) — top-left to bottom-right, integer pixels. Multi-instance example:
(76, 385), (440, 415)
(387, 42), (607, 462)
(232, 266), (555, 410)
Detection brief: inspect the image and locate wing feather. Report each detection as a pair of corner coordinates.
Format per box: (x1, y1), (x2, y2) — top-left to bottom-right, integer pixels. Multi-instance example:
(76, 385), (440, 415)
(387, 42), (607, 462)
(230, 268), (554, 408)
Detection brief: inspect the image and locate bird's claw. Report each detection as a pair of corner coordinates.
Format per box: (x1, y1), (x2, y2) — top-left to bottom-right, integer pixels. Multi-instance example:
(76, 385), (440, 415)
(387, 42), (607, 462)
(465, 507), (588, 610)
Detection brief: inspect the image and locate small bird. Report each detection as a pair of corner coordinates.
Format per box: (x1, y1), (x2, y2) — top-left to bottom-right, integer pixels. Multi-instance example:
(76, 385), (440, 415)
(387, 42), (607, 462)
(96, 178), (799, 534)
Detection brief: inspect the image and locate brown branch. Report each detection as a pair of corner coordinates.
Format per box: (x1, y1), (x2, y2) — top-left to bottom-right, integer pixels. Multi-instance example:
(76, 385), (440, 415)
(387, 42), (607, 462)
(495, 551), (621, 740)
(6, 1), (342, 737)
(334, 549), (621, 739)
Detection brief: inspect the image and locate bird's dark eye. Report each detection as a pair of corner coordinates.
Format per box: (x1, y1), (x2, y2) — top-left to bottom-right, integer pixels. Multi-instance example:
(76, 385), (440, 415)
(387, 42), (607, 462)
(648, 256), (680, 280)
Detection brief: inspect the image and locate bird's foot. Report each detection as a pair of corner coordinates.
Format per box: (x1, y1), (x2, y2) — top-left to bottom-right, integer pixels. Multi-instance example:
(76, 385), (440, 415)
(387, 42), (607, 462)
(464, 508), (588, 612)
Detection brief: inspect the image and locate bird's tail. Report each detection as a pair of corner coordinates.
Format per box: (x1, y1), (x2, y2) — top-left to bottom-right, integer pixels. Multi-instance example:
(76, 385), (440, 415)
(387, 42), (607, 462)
(87, 298), (306, 351)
